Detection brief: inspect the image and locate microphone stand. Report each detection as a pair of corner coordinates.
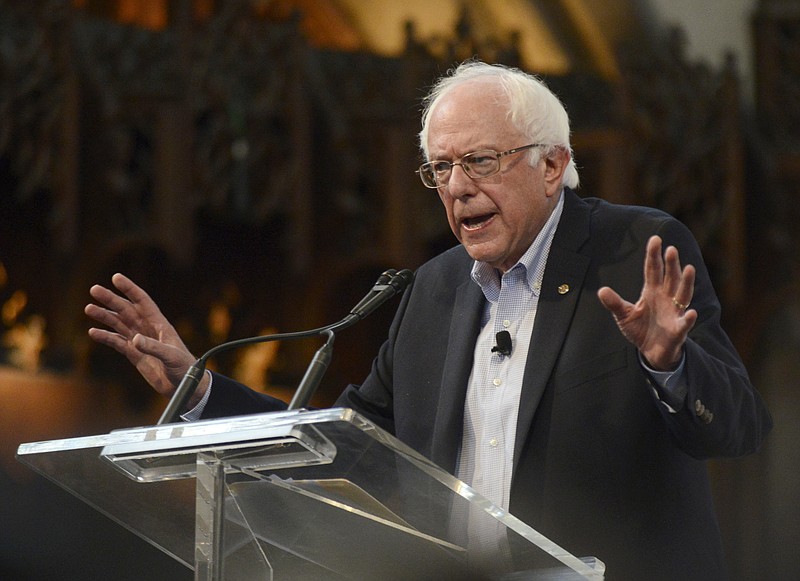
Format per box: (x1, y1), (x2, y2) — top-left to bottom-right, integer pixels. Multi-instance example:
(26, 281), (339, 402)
(287, 329), (335, 410)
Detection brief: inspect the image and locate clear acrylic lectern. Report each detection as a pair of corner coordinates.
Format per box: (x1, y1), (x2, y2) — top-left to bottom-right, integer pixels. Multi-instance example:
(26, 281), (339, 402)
(17, 407), (604, 580)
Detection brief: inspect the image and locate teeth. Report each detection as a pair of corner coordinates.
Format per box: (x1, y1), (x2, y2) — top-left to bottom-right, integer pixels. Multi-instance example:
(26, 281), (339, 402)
(463, 214), (491, 230)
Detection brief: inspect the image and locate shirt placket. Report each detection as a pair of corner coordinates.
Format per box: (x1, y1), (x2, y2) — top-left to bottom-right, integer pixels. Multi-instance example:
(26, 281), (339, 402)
(480, 267), (527, 510)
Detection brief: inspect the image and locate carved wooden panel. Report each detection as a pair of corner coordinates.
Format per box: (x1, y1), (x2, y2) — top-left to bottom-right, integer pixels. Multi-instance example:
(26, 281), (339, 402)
(0, 0), (750, 383)
(617, 28), (746, 310)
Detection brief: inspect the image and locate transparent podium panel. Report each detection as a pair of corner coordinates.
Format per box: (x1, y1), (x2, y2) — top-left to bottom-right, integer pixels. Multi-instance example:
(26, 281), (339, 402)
(17, 407), (604, 580)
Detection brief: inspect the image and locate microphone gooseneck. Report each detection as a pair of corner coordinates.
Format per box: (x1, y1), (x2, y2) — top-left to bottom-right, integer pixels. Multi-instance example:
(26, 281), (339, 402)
(157, 269), (415, 424)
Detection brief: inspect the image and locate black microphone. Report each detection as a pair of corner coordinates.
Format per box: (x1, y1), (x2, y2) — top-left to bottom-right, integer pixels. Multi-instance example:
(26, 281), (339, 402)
(349, 269), (396, 315)
(157, 268), (415, 424)
(491, 330), (513, 357)
(350, 269), (414, 320)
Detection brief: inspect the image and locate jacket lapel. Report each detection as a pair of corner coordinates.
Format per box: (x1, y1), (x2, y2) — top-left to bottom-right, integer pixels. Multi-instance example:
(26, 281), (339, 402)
(513, 190), (591, 468)
(430, 276), (484, 472)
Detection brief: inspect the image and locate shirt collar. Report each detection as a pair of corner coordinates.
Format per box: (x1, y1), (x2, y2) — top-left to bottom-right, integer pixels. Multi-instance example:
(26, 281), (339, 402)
(471, 192), (565, 303)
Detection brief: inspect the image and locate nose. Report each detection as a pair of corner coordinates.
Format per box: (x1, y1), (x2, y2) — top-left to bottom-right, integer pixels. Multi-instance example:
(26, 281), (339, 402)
(443, 163), (477, 199)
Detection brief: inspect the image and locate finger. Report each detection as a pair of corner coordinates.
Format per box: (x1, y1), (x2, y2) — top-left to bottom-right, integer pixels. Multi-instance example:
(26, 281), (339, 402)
(112, 273), (161, 313)
(88, 327), (140, 359)
(85, 301), (118, 324)
(663, 245), (684, 296)
(132, 333), (172, 358)
(679, 308), (698, 331)
(673, 264), (696, 308)
(643, 236), (664, 289)
(87, 327), (116, 347)
(672, 307), (698, 343)
(84, 303), (135, 338)
(88, 283), (132, 313)
(132, 333), (195, 372)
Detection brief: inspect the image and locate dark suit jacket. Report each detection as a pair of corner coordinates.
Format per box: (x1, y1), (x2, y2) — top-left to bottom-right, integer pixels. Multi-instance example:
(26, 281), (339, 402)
(205, 189), (772, 580)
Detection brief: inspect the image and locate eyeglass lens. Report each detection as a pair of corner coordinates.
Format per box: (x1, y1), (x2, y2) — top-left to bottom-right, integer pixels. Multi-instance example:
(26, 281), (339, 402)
(421, 150), (500, 188)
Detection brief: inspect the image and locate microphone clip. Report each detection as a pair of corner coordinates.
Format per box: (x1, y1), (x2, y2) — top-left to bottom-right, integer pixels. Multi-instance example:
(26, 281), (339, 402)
(491, 330), (513, 357)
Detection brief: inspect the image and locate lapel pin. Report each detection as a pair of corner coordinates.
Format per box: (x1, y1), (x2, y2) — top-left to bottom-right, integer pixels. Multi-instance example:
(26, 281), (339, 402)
(557, 284), (570, 295)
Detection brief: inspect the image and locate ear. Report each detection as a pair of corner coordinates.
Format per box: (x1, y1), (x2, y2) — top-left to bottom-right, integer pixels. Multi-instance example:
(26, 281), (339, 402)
(543, 147), (570, 197)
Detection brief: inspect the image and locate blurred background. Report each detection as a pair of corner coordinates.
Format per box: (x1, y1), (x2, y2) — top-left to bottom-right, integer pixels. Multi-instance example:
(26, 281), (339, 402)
(1, 0), (798, 579)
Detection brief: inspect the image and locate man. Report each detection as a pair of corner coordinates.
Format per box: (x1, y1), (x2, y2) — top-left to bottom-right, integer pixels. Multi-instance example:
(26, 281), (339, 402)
(86, 62), (772, 580)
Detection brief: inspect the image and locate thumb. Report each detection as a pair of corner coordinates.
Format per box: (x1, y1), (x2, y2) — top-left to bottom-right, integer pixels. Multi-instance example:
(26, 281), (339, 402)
(597, 286), (627, 317)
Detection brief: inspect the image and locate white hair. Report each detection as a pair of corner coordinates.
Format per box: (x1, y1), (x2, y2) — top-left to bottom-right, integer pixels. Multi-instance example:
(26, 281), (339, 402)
(419, 61), (579, 189)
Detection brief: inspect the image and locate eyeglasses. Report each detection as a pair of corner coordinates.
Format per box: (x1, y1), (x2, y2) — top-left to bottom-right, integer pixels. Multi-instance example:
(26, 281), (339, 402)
(416, 143), (542, 189)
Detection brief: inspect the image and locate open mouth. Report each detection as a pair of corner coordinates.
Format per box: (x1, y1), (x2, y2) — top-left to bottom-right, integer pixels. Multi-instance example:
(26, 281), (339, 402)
(461, 213), (495, 231)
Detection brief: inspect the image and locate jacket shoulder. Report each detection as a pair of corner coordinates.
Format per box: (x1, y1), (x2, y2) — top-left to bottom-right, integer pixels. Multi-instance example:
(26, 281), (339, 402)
(415, 244), (474, 281)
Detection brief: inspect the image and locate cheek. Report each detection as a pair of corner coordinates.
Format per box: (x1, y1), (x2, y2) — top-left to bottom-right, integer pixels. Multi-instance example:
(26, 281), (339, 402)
(438, 195), (460, 236)
(509, 201), (545, 243)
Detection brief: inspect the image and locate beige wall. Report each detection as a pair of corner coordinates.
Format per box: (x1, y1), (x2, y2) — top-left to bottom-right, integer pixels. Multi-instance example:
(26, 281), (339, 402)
(647, 0), (758, 102)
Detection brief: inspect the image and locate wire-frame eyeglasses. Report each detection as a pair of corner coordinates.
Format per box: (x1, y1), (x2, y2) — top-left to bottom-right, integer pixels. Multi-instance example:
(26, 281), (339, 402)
(416, 143), (542, 189)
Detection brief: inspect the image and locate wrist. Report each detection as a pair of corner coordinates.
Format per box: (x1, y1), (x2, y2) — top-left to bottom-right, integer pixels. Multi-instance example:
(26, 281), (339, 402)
(642, 348), (683, 372)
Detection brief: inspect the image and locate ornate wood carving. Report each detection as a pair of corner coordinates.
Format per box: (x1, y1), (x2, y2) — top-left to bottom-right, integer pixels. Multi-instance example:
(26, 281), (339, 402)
(0, 1), (69, 199)
(0, 0), (750, 377)
(752, 0), (800, 287)
(617, 28), (746, 309)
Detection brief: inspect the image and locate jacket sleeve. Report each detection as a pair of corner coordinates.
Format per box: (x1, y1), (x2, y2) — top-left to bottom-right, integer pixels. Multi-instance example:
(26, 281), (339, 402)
(201, 372), (288, 419)
(647, 217), (773, 458)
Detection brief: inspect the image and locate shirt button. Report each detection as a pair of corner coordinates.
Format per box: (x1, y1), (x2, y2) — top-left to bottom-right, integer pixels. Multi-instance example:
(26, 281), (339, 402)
(502, 319), (511, 328)
(489, 438), (498, 447)
(492, 378), (502, 387)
